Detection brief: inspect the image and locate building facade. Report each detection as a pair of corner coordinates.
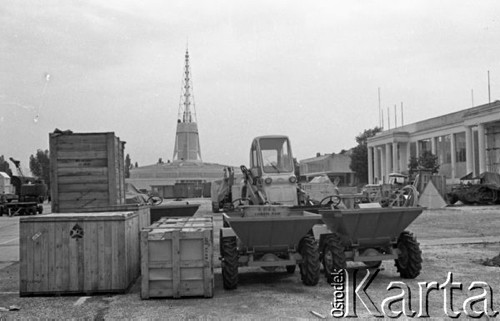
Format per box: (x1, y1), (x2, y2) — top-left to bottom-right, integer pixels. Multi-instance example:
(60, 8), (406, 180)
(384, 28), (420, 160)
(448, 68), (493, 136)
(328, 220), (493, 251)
(299, 152), (355, 186)
(367, 101), (500, 185)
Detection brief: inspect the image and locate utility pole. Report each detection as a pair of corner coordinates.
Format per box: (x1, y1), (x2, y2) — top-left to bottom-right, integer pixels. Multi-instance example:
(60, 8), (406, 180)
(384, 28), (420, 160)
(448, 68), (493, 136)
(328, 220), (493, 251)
(378, 87), (382, 128)
(394, 104), (397, 128)
(401, 102), (404, 126)
(488, 70), (491, 104)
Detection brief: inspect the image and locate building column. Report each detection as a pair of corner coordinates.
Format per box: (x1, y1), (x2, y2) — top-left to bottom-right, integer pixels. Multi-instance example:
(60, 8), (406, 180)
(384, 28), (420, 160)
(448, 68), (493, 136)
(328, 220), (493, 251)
(465, 126), (474, 175)
(478, 123), (486, 173)
(385, 143), (392, 182)
(380, 146), (386, 183)
(392, 142), (399, 173)
(431, 137), (437, 155)
(399, 143), (407, 174)
(450, 133), (456, 180)
(368, 147), (374, 184)
(374, 147), (380, 184)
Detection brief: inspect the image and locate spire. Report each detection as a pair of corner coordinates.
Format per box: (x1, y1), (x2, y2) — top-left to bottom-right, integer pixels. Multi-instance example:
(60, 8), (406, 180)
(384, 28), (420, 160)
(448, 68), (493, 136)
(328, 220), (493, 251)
(173, 48), (202, 162)
(178, 48), (197, 123)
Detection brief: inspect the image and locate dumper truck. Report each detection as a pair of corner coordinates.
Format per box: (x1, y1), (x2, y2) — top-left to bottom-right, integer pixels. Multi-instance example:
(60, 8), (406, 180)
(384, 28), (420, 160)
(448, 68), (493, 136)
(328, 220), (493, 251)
(219, 135), (336, 289)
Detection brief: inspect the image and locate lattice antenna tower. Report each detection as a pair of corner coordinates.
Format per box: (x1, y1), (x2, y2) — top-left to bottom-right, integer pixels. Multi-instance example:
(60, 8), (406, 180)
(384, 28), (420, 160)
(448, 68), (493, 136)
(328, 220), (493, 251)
(177, 48), (197, 123)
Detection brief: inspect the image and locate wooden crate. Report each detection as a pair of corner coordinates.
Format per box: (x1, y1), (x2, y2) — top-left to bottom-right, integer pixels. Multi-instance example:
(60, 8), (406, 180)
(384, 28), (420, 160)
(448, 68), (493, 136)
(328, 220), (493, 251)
(20, 211), (141, 296)
(49, 131), (126, 213)
(141, 217), (214, 299)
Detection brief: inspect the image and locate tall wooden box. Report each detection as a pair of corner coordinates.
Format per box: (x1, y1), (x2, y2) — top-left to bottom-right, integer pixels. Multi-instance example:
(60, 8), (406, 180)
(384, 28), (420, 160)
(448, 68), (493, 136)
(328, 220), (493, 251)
(141, 217), (214, 299)
(49, 131), (126, 213)
(20, 211), (140, 296)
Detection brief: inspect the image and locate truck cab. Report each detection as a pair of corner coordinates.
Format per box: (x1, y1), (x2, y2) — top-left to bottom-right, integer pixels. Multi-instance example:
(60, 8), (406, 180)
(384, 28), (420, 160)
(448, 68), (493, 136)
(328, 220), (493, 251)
(247, 135), (298, 206)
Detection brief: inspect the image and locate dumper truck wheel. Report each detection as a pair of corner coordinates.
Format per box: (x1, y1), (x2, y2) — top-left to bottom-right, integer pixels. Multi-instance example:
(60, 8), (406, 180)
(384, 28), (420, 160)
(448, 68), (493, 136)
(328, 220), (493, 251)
(220, 235), (239, 290)
(322, 234), (346, 279)
(395, 231), (422, 279)
(298, 234), (320, 286)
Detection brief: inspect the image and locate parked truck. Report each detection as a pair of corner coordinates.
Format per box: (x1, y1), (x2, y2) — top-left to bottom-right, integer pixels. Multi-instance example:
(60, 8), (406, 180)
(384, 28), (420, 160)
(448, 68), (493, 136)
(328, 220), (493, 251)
(0, 158), (46, 216)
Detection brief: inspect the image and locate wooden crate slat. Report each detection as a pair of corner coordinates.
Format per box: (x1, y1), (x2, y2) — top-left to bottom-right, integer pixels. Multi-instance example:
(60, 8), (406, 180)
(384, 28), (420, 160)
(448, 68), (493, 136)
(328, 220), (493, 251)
(57, 167), (109, 176)
(56, 159), (108, 168)
(58, 192), (109, 202)
(55, 142), (107, 152)
(56, 150), (109, 160)
(57, 176), (109, 185)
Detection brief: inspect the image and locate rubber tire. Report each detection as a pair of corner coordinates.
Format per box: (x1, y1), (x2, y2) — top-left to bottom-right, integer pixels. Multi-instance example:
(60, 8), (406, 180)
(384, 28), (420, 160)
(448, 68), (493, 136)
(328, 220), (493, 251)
(395, 231), (422, 279)
(37, 205), (43, 214)
(286, 265), (296, 274)
(220, 235), (239, 290)
(322, 234), (346, 279)
(298, 234), (320, 286)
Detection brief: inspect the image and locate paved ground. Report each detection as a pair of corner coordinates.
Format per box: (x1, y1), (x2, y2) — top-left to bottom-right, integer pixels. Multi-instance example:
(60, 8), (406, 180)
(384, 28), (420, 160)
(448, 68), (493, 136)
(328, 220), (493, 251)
(1, 200), (500, 319)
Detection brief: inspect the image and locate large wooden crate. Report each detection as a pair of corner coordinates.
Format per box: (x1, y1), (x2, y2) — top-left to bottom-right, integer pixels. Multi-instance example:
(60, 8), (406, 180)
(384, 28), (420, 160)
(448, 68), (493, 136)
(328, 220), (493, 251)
(20, 211), (141, 296)
(49, 131), (126, 213)
(141, 217), (214, 299)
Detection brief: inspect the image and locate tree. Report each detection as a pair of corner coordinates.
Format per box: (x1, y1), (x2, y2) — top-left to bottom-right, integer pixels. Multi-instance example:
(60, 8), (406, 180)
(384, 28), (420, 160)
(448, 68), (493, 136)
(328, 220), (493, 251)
(29, 150), (50, 187)
(350, 126), (383, 184)
(408, 150), (440, 176)
(0, 155), (13, 177)
(125, 154), (131, 178)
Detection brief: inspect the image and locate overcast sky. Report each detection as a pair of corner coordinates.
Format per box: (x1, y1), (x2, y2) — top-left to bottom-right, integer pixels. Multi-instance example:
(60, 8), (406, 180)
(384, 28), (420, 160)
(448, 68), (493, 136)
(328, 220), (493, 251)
(1, 0), (499, 173)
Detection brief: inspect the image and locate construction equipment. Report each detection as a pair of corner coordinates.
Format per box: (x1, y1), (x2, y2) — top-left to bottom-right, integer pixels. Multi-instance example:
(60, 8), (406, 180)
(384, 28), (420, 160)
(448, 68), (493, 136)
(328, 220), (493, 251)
(210, 167), (244, 213)
(219, 135), (330, 289)
(0, 158), (46, 216)
(446, 172), (500, 205)
(311, 204), (424, 280)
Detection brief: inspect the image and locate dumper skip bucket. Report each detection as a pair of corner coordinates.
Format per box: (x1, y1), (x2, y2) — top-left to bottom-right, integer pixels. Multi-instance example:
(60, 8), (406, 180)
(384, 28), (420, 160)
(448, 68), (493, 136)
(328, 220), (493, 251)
(318, 207), (424, 248)
(223, 205), (322, 252)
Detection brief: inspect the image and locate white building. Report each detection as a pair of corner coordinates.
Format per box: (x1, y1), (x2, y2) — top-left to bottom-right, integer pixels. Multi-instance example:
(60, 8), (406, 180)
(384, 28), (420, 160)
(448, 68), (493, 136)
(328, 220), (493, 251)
(367, 101), (500, 185)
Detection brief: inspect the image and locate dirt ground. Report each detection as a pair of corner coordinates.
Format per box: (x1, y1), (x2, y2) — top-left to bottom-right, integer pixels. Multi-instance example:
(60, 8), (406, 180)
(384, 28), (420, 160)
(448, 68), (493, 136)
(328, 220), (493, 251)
(1, 201), (500, 319)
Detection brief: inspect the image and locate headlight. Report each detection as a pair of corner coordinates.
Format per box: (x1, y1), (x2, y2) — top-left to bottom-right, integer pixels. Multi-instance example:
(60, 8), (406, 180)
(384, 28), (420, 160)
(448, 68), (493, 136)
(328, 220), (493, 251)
(289, 176), (297, 183)
(264, 177), (273, 185)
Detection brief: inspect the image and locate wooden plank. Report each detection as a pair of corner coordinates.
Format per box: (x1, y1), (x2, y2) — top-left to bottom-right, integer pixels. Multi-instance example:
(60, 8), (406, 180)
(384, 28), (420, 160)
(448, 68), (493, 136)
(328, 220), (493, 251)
(55, 134), (108, 145)
(172, 230), (180, 298)
(107, 133), (117, 206)
(56, 150), (108, 160)
(76, 224), (85, 292)
(58, 192), (109, 202)
(203, 229), (213, 297)
(57, 167), (108, 177)
(141, 230), (150, 299)
(57, 184), (109, 193)
(58, 200), (111, 212)
(50, 134), (60, 213)
(57, 176), (109, 185)
(104, 221), (113, 290)
(68, 223), (79, 291)
(97, 220), (106, 291)
(55, 142), (107, 152)
(19, 220), (31, 293)
(56, 159), (108, 168)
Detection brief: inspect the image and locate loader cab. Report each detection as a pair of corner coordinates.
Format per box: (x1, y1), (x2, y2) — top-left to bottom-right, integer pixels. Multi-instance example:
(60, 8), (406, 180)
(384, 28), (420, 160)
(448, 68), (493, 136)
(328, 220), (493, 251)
(249, 135), (298, 205)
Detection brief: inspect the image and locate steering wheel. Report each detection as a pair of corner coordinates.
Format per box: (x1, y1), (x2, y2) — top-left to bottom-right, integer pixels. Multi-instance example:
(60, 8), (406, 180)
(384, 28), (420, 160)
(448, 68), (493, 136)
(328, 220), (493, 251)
(232, 198), (250, 207)
(319, 195), (341, 208)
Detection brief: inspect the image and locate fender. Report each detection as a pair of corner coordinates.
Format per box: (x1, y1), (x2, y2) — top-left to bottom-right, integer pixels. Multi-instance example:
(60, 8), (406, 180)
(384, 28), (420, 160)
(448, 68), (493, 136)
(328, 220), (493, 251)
(220, 227), (237, 238)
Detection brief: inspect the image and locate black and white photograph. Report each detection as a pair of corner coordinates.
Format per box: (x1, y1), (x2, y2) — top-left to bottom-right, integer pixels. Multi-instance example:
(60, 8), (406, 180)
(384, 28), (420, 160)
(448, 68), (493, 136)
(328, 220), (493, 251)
(1, 0), (500, 319)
